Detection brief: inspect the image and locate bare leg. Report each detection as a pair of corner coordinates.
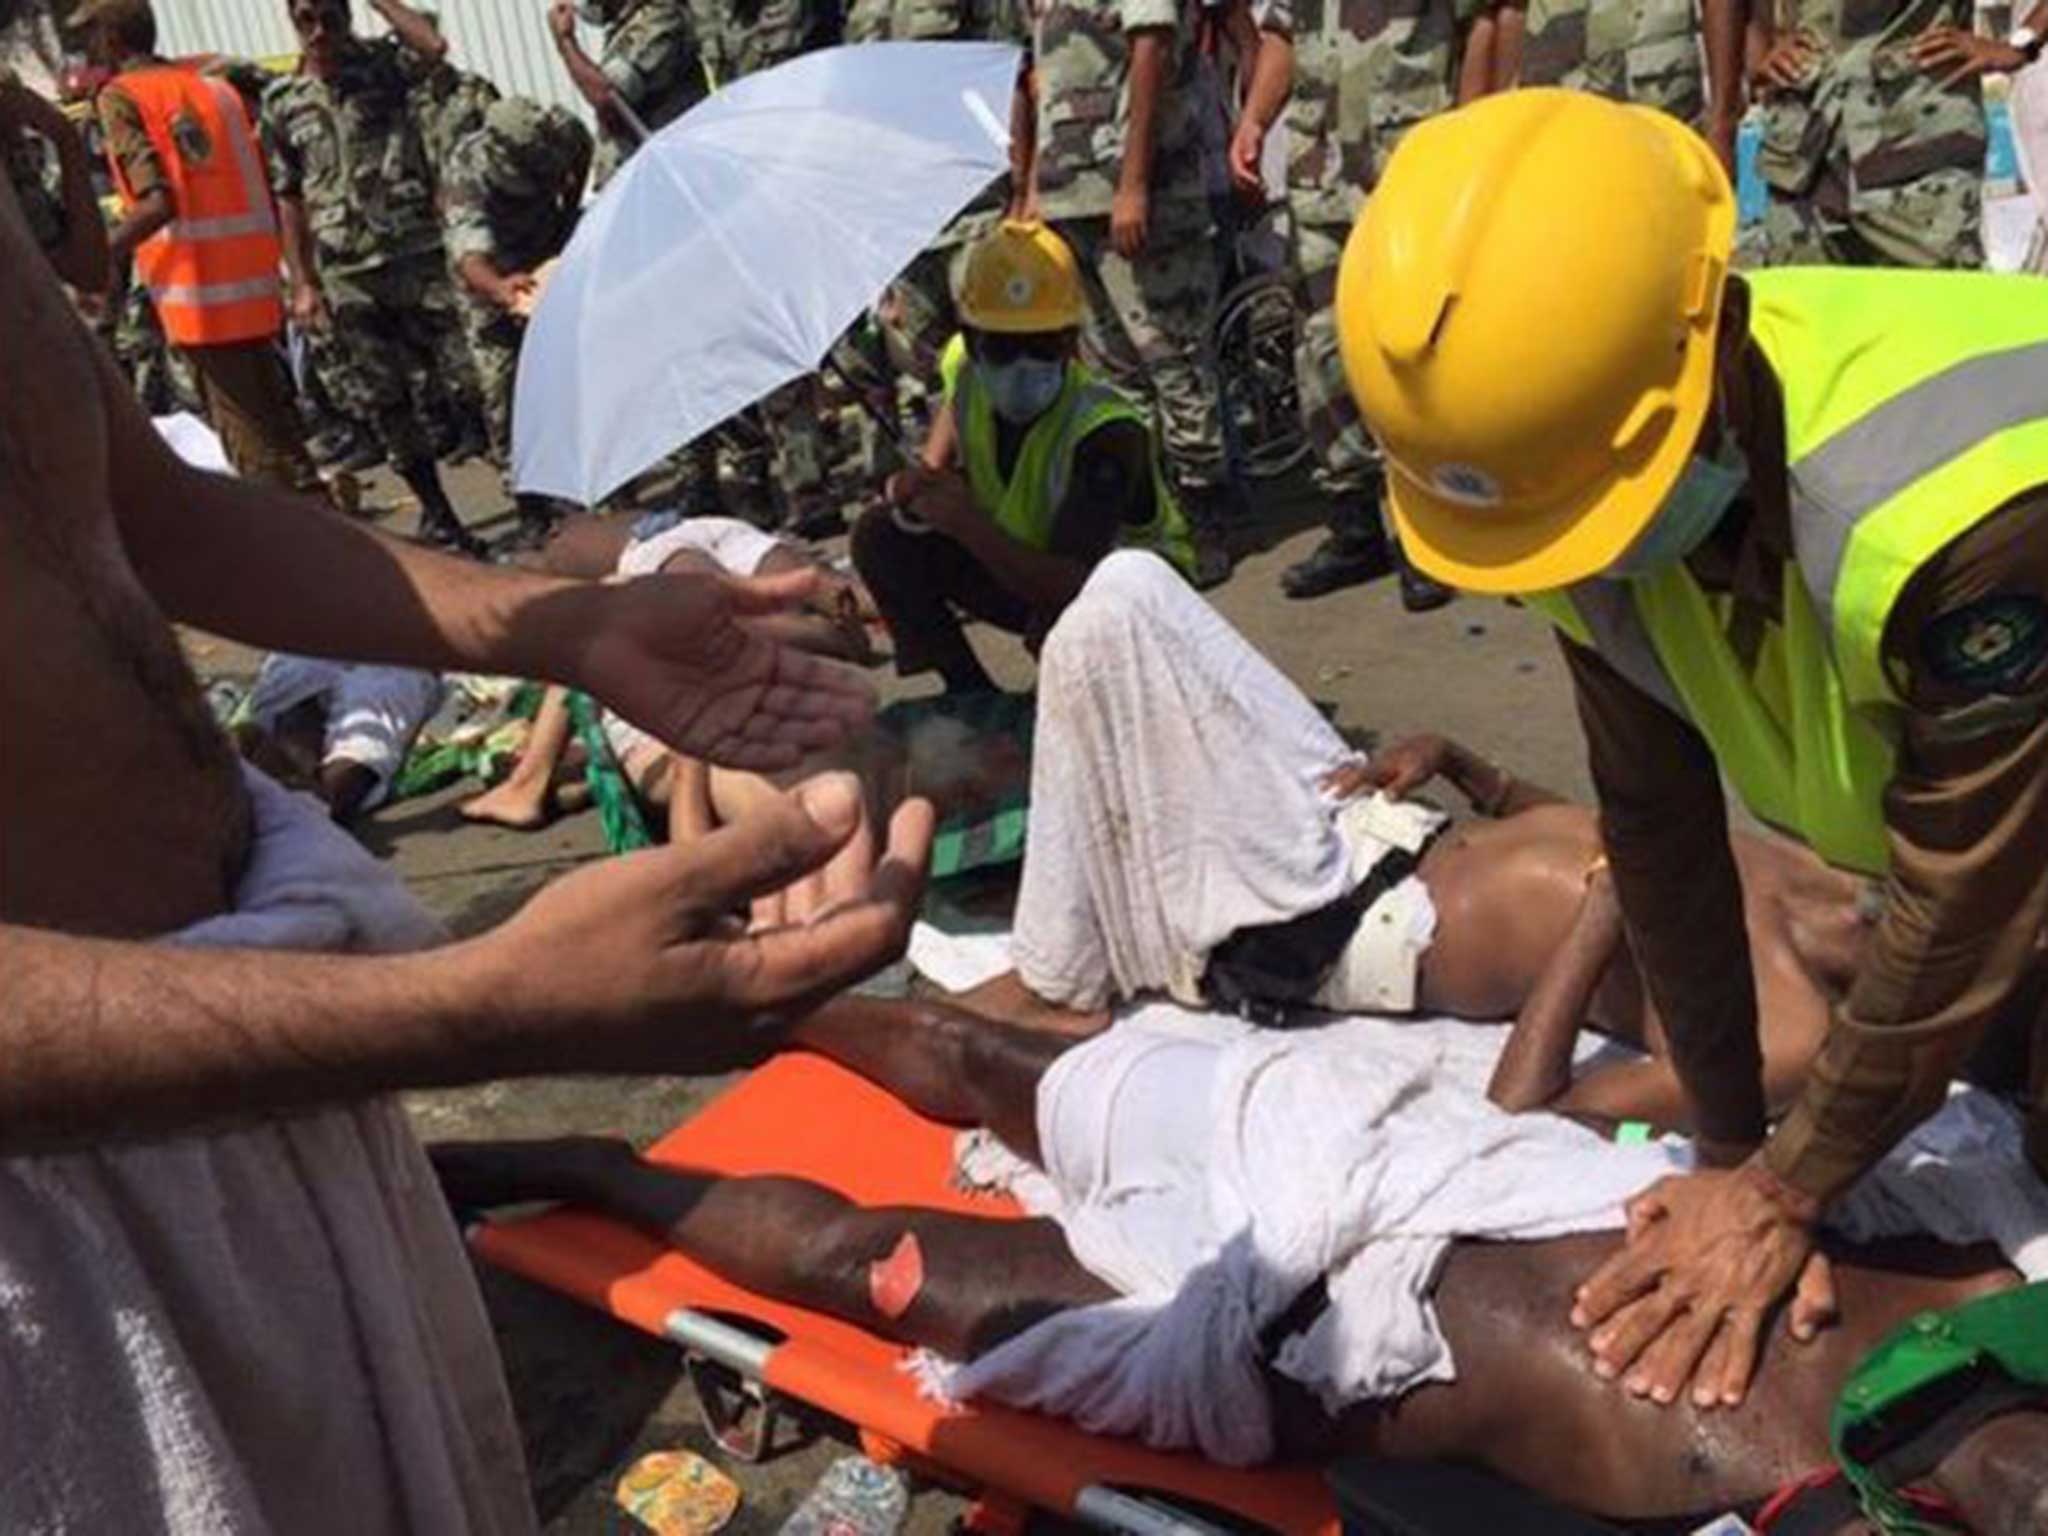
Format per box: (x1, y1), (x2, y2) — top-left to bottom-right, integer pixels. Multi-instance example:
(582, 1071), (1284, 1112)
(430, 1136), (1114, 1359)
(667, 754), (714, 844)
(462, 684), (575, 829)
(944, 971), (1112, 1040)
(787, 994), (1072, 1163)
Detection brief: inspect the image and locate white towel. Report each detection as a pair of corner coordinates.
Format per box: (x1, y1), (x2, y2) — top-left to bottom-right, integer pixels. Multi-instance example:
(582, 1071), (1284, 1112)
(1011, 552), (1362, 1010)
(0, 768), (534, 1535)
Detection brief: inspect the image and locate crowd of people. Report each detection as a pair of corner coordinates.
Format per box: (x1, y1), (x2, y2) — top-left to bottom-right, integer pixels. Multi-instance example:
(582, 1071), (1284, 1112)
(4, 0), (2048, 1529)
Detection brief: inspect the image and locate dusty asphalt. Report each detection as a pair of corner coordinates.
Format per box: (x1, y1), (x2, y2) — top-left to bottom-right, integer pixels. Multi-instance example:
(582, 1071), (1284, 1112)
(187, 456), (1595, 1534)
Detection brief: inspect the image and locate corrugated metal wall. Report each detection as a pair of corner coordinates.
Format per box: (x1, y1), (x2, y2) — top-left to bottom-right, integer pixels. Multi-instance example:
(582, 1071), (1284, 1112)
(152, 0), (597, 122)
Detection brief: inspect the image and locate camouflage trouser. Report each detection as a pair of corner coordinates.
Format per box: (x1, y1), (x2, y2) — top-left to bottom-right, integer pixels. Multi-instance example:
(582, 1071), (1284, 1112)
(463, 299), (523, 468)
(320, 253), (483, 465)
(110, 277), (202, 416)
(1054, 200), (1228, 492)
(756, 375), (828, 509)
(1756, 160), (1984, 270)
(1290, 213), (1377, 504)
(878, 239), (970, 441)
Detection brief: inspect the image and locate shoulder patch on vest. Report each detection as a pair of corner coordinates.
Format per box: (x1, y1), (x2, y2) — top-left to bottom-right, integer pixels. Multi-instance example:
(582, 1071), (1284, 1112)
(1918, 594), (2048, 694)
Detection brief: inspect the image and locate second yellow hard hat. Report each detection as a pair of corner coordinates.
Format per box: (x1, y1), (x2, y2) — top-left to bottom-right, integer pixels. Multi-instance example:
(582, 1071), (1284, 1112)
(1336, 89), (1737, 594)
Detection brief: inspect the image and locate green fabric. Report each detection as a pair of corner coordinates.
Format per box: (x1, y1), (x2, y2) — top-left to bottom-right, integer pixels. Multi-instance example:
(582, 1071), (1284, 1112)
(566, 691), (655, 854)
(942, 334), (1195, 578)
(875, 689), (1034, 879)
(1831, 1282), (2048, 1532)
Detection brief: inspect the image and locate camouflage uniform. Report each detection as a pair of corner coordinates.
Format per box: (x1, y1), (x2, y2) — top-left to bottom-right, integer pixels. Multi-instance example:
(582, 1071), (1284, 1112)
(1277, 0), (1459, 507)
(441, 98), (592, 466)
(592, 0), (714, 187)
(1518, 0), (1705, 124)
(703, 0), (836, 78)
(418, 60), (500, 176)
(1028, 0), (1228, 495)
(261, 38), (482, 466)
(1754, 0), (1985, 268)
(111, 264), (206, 413)
(703, 0), (842, 526)
(851, 0), (1018, 439)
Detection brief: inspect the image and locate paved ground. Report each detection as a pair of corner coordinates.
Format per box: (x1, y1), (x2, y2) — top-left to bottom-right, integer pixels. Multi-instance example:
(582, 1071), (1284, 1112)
(195, 456), (1597, 1534)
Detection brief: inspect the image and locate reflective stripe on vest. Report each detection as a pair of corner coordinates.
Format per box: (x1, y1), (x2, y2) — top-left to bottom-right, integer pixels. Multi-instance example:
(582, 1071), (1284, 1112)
(108, 66), (285, 347)
(943, 338), (1196, 578)
(1528, 269), (2048, 875)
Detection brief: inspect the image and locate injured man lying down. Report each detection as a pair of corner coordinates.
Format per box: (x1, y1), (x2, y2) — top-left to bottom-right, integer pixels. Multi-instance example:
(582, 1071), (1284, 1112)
(441, 554), (2048, 1528)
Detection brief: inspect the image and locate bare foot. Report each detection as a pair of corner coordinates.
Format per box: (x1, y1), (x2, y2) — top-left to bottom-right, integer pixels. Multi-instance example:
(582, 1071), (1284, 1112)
(947, 970), (1110, 1039)
(460, 777), (553, 830)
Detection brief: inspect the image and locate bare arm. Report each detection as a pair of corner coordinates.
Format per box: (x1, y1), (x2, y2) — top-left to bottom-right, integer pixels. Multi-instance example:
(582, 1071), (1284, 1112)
(369, 0), (451, 61)
(3, 81), (110, 291)
(0, 781), (932, 1156)
(1112, 28), (1170, 252)
(106, 186), (172, 270)
(551, 2), (626, 131)
(1488, 865), (1625, 1112)
(455, 248), (517, 307)
(1491, 0), (1527, 89)
(1009, 63), (1038, 215)
(1227, 25), (1292, 196)
(277, 193), (326, 325)
(1700, 0), (1748, 173)
(1458, 9), (1498, 102)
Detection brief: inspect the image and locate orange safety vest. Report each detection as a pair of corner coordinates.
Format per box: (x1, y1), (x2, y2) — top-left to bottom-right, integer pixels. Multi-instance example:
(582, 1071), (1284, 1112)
(104, 63), (284, 347)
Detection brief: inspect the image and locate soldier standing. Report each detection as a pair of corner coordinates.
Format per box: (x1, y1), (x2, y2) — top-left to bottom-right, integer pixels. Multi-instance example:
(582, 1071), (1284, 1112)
(1014, 0), (1234, 587)
(441, 96), (592, 542)
(700, 0), (845, 536)
(1497, 0), (1744, 168)
(264, 0), (485, 556)
(1229, 0), (1461, 607)
(549, 0), (712, 189)
(1747, 0), (2041, 267)
(76, 0), (328, 494)
(846, 0), (1020, 443)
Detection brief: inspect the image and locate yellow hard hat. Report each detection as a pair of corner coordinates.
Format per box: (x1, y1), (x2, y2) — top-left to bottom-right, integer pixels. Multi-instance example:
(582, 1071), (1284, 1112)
(958, 219), (1086, 334)
(1336, 89), (1736, 594)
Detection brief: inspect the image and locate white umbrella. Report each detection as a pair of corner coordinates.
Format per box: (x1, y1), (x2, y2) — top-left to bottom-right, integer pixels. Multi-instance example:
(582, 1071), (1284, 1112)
(513, 41), (1021, 506)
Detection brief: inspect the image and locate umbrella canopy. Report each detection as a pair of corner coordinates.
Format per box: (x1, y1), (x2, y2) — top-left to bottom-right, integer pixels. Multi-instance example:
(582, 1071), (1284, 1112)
(513, 41), (1021, 505)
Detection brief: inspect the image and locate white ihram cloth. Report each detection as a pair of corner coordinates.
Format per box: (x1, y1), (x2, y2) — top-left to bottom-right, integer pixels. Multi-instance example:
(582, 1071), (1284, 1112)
(926, 1006), (2048, 1469)
(931, 1006), (1680, 1465)
(1012, 552), (1439, 1012)
(0, 768), (534, 1536)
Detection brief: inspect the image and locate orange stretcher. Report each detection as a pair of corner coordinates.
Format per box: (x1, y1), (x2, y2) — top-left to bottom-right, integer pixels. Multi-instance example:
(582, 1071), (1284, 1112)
(469, 1052), (1341, 1536)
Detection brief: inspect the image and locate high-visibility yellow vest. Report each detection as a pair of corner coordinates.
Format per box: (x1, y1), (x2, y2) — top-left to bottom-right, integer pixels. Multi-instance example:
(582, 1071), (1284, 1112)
(105, 64), (285, 347)
(941, 336), (1195, 579)
(1530, 268), (2048, 875)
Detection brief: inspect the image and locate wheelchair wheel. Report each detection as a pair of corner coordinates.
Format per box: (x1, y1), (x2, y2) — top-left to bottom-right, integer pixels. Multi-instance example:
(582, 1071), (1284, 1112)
(1212, 268), (1310, 483)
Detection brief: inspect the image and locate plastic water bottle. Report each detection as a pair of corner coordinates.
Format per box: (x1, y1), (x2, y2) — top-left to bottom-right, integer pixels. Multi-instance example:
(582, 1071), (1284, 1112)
(778, 1455), (909, 1536)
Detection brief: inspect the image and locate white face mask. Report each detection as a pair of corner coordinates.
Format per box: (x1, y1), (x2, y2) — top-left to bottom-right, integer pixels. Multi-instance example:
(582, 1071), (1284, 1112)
(574, 0), (608, 24)
(1603, 425), (1748, 581)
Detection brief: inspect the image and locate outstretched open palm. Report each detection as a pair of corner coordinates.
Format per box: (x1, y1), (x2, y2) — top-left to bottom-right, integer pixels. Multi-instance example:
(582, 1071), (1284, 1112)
(576, 567), (876, 771)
